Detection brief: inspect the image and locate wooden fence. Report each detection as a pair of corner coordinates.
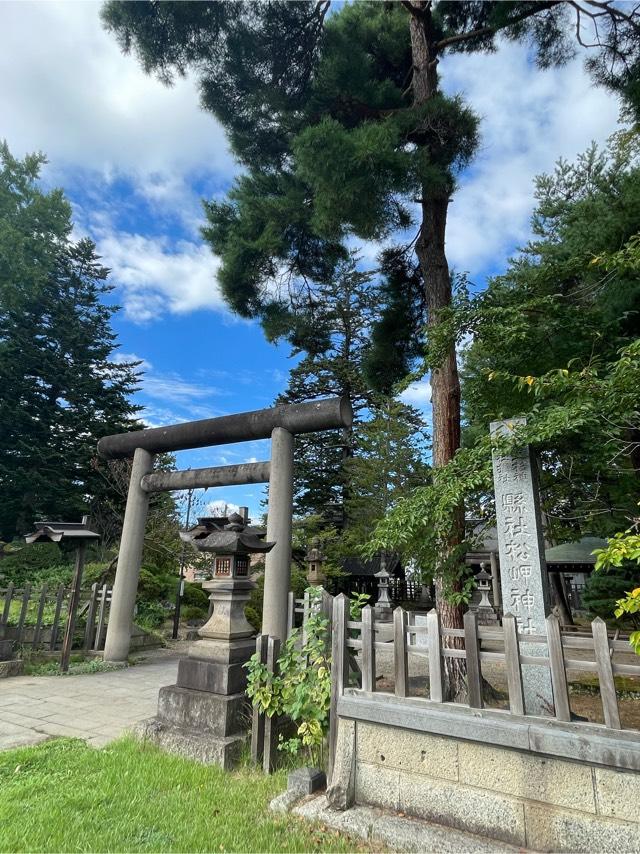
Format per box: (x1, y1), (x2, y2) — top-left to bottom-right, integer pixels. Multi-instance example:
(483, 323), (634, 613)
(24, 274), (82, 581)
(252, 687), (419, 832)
(0, 582), (112, 655)
(256, 588), (640, 774)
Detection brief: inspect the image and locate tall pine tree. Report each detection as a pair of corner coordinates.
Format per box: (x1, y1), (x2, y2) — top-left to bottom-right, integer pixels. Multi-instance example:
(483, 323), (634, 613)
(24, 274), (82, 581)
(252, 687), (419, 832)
(0, 144), (140, 539)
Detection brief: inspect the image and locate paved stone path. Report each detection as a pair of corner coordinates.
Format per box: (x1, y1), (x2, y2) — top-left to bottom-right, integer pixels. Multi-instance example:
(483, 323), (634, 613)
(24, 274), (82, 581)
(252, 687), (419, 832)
(0, 648), (180, 751)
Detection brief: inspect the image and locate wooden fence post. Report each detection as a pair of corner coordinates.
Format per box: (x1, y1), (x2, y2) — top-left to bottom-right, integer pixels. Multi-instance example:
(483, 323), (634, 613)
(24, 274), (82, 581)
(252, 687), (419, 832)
(287, 590), (294, 639)
(49, 584), (65, 651)
(60, 541), (87, 673)
(503, 613), (525, 716)
(592, 617), (621, 730)
(1, 582), (14, 629)
(464, 610), (482, 709)
(546, 614), (570, 722)
(262, 635), (281, 774)
(32, 584), (48, 649)
(361, 605), (376, 693)
(84, 583), (99, 650)
(328, 593), (349, 781)
(302, 589), (311, 647)
(394, 607), (408, 698)
(427, 608), (444, 703)
(251, 634), (269, 766)
(94, 585), (109, 651)
(17, 584), (31, 644)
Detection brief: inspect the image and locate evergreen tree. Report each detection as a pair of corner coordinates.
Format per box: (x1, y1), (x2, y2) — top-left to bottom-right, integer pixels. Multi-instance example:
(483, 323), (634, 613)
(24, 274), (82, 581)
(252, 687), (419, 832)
(0, 144), (140, 539)
(103, 0), (640, 694)
(342, 400), (430, 557)
(275, 257), (379, 521)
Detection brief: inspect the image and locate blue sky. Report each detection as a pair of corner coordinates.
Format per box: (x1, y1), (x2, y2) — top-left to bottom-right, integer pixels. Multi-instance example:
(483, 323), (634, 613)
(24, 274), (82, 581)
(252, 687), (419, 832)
(1, 1), (622, 520)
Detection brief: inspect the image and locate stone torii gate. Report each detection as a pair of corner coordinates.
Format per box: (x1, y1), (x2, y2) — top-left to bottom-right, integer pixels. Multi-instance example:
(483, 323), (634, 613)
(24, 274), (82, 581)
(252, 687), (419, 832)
(98, 397), (352, 662)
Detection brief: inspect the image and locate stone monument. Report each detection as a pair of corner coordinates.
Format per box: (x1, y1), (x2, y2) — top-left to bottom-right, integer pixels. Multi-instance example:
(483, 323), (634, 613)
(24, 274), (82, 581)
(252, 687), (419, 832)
(138, 512), (274, 767)
(490, 418), (554, 716)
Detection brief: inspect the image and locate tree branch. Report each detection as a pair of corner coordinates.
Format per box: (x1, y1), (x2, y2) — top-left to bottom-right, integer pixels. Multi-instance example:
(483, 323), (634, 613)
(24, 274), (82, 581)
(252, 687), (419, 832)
(435, 1), (562, 52)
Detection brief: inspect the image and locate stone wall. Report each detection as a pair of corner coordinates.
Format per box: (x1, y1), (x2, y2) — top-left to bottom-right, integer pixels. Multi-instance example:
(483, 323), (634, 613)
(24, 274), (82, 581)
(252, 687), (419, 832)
(330, 695), (640, 852)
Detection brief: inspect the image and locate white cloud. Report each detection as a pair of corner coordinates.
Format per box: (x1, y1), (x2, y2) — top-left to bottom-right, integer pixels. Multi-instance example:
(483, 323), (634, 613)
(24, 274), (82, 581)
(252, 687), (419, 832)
(96, 231), (227, 322)
(399, 380), (432, 407)
(441, 39), (620, 274)
(0, 1), (235, 209)
(205, 500), (241, 518)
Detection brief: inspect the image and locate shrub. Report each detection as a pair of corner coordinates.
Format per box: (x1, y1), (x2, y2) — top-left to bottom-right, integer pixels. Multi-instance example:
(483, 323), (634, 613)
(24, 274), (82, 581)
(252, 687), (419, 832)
(136, 601), (168, 630)
(183, 582), (209, 608)
(181, 605), (207, 621)
(582, 565), (640, 623)
(0, 543), (71, 586)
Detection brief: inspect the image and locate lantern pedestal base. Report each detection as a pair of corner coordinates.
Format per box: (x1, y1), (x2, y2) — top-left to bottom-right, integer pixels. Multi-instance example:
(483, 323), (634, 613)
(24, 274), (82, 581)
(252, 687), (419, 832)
(137, 717), (246, 770)
(137, 684), (250, 769)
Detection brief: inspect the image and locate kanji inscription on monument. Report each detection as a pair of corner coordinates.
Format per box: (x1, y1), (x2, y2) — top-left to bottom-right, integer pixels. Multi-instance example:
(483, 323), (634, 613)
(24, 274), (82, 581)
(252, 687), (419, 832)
(491, 418), (554, 716)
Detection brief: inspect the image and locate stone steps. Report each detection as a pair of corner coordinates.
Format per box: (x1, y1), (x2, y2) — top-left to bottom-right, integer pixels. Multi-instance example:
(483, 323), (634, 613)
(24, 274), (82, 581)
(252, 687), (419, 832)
(288, 793), (530, 853)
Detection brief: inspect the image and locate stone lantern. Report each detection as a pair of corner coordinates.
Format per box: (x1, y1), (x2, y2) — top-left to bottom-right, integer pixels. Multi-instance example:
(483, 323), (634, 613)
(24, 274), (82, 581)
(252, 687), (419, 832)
(475, 562), (498, 626)
(139, 511), (274, 768)
(305, 536), (326, 585)
(374, 552), (394, 623)
(180, 512), (274, 642)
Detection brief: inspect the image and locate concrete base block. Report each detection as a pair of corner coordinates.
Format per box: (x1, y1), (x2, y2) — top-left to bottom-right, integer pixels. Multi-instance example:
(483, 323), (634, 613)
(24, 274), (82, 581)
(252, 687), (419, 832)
(176, 658), (247, 695)
(157, 685), (249, 737)
(525, 802), (640, 853)
(288, 767), (326, 795)
(136, 717), (245, 770)
(0, 659), (23, 678)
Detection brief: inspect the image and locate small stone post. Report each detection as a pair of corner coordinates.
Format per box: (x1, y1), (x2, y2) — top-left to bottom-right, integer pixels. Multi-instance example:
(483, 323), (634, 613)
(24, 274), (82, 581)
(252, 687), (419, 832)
(262, 427), (294, 640)
(491, 418), (554, 715)
(104, 447), (154, 662)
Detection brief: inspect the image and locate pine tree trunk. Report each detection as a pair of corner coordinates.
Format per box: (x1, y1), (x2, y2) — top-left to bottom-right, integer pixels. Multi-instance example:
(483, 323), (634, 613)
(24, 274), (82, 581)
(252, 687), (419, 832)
(408, 1), (466, 700)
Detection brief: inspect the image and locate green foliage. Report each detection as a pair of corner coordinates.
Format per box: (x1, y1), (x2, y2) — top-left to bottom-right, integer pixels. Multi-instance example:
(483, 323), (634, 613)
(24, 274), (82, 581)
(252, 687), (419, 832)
(180, 605), (207, 622)
(582, 566), (640, 624)
(0, 543), (70, 586)
(182, 581), (208, 609)
(135, 601), (168, 631)
(245, 588), (369, 768)
(245, 587), (331, 767)
(614, 588), (640, 655)
(0, 143), (140, 539)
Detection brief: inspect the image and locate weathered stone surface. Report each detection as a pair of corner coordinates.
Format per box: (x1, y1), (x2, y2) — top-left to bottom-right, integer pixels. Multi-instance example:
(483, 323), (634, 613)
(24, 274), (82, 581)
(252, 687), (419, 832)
(355, 761), (400, 811)
(458, 740), (596, 813)
(370, 812), (519, 853)
(595, 767), (640, 823)
(491, 418), (553, 716)
(269, 790), (301, 814)
(292, 794), (521, 852)
(357, 721), (459, 781)
(156, 685), (248, 737)
(288, 767), (326, 795)
(0, 660), (23, 678)
(136, 717), (244, 770)
(397, 768), (527, 848)
(188, 636), (255, 665)
(176, 658), (247, 695)
(327, 718), (356, 810)
(524, 802), (640, 853)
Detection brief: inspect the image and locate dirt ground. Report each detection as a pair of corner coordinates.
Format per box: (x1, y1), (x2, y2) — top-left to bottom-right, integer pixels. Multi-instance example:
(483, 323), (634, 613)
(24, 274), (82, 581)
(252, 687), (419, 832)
(369, 644), (640, 730)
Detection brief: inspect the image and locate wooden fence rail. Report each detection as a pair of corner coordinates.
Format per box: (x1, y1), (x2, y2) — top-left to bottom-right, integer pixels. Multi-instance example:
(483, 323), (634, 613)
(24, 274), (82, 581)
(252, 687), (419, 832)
(0, 583), (112, 656)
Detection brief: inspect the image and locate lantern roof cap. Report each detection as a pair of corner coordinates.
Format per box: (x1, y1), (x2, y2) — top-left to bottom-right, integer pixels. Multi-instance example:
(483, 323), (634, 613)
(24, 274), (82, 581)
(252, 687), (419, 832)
(180, 515), (274, 554)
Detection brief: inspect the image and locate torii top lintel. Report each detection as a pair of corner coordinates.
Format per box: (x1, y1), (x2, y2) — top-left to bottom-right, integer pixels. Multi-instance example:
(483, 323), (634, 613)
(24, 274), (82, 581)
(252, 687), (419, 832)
(97, 396), (353, 460)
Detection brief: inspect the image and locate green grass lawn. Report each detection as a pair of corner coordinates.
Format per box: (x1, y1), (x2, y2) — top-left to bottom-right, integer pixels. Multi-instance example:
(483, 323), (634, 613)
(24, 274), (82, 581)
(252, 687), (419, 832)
(0, 737), (365, 853)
